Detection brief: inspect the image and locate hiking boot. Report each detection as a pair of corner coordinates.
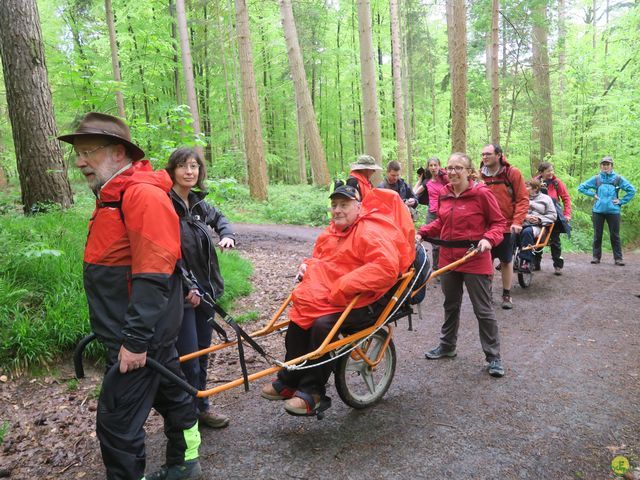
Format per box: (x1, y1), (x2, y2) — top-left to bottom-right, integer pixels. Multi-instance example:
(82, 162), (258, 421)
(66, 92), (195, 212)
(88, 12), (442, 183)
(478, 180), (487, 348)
(145, 459), (202, 480)
(590, 258), (600, 264)
(198, 411), (229, 429)
(424, 345), (457, 359)
(554, 266), (562, 276)
(488, 359), (505, 377)
(615, 259), (625, 266)
(501, 295), (513, 310)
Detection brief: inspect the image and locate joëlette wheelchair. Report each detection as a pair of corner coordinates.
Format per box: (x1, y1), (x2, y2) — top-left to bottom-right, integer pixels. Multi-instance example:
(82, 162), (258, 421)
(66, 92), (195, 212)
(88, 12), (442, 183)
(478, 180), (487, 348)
(512, 223), (555, 288)
(74, 244), (478, 419)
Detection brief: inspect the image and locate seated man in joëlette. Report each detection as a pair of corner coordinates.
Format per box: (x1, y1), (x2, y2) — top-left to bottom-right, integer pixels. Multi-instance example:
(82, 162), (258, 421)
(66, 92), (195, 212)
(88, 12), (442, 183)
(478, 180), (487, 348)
(261, 185), (415, 416)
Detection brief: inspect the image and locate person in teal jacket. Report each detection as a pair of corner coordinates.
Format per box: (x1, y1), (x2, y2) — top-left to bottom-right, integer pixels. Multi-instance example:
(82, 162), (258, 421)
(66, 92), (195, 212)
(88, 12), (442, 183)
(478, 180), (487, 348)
(578, 156), (636, 265)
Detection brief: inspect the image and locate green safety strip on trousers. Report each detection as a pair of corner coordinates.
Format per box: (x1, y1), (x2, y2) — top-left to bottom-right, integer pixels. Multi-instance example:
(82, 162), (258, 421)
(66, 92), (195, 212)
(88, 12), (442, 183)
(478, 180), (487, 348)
(183, 421), (201, 461)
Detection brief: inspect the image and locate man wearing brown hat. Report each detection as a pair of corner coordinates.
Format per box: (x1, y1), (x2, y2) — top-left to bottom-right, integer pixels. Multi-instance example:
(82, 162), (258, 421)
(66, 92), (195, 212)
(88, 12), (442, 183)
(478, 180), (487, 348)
(59, 113), (202, 480)
(346, 153), (383, 200)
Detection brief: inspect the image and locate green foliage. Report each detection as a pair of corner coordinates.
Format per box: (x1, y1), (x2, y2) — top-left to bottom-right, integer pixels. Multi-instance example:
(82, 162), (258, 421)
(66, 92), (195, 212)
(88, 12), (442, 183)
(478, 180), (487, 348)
(0, 420), (9, 446)
(215, 183), (329, 227)
(0, 194), (253, 373)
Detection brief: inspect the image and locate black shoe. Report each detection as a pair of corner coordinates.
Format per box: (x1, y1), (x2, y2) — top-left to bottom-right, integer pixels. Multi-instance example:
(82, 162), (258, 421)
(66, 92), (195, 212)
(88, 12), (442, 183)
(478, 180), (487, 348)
(425, 345), (457, 359)
(615, 259), (625, 266)
(590, 258), (600, 264)
(488, 359), (505, 377)
(145, 460), (202, 480)
(532, 263), (541, 272)
(554, 266), (562, 276)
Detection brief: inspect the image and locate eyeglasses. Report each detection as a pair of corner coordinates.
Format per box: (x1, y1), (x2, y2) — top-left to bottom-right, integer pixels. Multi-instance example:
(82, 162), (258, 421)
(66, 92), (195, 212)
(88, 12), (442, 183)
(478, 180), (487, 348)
(481, 152), (494, 157)
(74, 144), (111, 159)
(445, 165), (467, 173)
(177, 162), (200, 171)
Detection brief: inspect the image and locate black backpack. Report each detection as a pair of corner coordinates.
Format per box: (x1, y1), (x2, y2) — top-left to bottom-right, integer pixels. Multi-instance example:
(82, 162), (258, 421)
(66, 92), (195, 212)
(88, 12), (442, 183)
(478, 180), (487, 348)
(409, 243), (430, 304)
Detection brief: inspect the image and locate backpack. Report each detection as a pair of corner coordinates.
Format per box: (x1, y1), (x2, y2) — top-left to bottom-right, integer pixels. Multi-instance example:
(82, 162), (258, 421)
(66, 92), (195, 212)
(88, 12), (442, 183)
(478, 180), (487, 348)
(409, 243), (431, 304)
(416, 179), (429, 206)
(595, 174), (622, 198)
(482, 165), (517, 202)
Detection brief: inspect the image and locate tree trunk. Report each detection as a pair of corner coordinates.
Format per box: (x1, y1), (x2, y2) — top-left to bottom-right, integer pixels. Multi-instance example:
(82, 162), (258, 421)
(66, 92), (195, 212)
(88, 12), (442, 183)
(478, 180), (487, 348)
(169, 0), (182, 105)
(214, 4), (239, 150)
(279, 0), (330, 186)
(446, 0), (467, 152)
(389, 0), (407, 168)
(105, 0), (125, 118)
(558, 0), (566, 94)
(127, 19), (150, 124)
(175, 0), (204, 159)
(0, 0), (73, 213)
(531, 1), (553, 170)
(234, 0), (268, 200)
(490, 0), (500, 144)
(336, 17), (345, 172)
(357, 0), (383, 171)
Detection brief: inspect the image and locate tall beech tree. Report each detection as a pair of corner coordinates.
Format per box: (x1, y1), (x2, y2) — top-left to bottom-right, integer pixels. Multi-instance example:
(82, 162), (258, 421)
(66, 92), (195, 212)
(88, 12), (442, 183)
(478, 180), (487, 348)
(447, 0), (467, 152)
(531, 0), (553, 169)
(389, 0), (408, 167)
(0, 0), (73, 213)
(235, 0), (268, 200)
(105, 0), (125, 118)
(279, 0), (330, 186)
(357, 0), (383, 170)
(175, 0), (204, 158)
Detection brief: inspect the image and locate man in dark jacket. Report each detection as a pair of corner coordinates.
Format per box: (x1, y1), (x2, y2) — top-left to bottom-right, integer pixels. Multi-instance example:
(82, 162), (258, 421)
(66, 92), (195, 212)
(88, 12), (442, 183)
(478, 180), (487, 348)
(58, 113), (201, 480)
(378, 160), (418, 219)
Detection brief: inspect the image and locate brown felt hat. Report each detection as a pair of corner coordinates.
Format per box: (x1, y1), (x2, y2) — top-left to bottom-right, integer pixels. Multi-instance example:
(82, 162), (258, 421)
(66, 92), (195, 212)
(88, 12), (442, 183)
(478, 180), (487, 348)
(57, 112), (145, 161)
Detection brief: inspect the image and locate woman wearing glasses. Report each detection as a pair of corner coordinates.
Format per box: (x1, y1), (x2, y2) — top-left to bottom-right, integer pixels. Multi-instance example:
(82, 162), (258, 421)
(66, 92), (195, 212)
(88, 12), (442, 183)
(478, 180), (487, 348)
(166, 147), (236, 429)
(416, 153), (507, 377)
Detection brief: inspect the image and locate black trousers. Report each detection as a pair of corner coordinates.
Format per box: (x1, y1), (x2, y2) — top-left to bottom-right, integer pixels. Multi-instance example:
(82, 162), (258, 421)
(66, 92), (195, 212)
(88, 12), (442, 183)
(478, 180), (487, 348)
(97, 346), (199, 480)
(533, 227), (563, 268)
(592, 212), (623, 260)
(278, 305), (378, 396)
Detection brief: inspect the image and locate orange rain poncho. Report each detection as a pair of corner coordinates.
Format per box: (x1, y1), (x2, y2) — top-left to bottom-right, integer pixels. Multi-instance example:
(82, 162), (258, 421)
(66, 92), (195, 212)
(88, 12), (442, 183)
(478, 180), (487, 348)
(289, 189), (416, 330)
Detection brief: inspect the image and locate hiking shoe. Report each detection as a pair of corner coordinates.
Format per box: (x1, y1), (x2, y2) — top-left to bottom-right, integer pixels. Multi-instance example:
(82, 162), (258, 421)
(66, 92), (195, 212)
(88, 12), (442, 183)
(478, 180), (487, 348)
(198, 411), (229, 429)
(615, 259), (625, 266)
(501, 295), (513, 310)
(145, 459), (202, 480)
(590, 258), (600, 264)
(554, 266), (562, 276)
(488, 359), (505, 377)
(424, 345), (457, 359)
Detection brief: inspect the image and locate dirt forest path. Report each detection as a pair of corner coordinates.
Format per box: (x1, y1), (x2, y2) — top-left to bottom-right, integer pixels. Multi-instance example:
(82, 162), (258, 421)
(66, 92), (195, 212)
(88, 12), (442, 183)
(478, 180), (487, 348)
(1, 223), (639, 479)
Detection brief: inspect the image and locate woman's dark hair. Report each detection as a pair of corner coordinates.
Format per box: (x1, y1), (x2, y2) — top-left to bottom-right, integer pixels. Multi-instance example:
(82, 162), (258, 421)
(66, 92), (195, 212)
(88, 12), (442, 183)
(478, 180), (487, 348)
(165, 147), (207, 191)
(537, 161), (553, 174)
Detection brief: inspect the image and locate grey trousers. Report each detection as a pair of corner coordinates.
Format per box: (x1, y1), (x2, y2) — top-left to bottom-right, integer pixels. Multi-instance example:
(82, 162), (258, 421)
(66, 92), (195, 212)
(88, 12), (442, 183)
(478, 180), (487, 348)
(439, 270), (501, 361)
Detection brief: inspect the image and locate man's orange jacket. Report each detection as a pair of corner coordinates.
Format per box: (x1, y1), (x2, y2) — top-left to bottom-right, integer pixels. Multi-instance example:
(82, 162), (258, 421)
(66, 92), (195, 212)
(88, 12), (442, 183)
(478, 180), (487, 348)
(290, 189), (415, 329)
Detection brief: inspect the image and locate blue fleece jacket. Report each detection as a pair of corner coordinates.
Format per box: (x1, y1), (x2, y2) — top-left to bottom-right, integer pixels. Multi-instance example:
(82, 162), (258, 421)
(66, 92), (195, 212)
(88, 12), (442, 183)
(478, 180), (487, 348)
(578, 171), (636, 214)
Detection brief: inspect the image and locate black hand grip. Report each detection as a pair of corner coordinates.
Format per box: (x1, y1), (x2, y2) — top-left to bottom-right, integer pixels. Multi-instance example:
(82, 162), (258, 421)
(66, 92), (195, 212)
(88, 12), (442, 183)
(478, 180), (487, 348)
(74, 333), (97, 379)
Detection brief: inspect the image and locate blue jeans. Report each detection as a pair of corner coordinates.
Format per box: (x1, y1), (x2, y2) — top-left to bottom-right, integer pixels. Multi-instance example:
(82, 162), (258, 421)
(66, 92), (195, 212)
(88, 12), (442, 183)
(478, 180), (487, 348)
(175, 306), (215, 414)
(517, 227), (536, 262)
(592, 212), (622, 260)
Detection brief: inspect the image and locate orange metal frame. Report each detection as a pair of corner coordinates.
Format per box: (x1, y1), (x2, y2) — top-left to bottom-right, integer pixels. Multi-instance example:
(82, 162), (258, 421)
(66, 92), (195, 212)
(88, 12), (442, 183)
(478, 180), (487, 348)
(521, 223), (555, 251)
(180, 270), (416, 399)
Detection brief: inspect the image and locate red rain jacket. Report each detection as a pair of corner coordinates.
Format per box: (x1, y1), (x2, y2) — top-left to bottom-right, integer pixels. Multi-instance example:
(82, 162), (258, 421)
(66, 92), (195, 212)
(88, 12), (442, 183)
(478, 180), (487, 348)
(83, 161), (183, 353)
(480, 159), (529, 232)
(290, 189), (415, 330)
(418, 181), (506, 275)
(348, 170), (375, 200)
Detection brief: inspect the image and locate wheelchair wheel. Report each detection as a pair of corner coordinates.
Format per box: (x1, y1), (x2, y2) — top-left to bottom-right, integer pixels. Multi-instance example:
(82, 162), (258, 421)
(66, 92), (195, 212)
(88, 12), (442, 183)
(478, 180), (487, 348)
(518, 270), (532, 288)
(334, 330), (396, 409)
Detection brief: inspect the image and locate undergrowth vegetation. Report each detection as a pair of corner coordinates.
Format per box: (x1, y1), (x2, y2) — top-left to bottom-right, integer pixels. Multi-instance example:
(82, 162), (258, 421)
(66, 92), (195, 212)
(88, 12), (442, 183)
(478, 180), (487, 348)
(0, 191), (252, 374)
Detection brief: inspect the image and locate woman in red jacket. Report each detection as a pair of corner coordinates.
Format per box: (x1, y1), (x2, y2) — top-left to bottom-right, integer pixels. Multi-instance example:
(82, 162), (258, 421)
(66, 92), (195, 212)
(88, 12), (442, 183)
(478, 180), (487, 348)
(534, 161), (572, 275)
(417, 153), (507, 377)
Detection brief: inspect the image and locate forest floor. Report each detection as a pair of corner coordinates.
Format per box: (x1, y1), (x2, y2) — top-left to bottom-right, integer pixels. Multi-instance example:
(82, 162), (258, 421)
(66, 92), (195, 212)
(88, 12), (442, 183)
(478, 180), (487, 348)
(1, 223), (639, 479)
